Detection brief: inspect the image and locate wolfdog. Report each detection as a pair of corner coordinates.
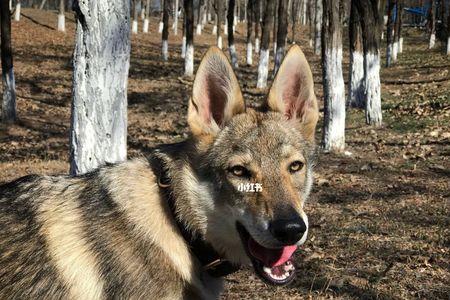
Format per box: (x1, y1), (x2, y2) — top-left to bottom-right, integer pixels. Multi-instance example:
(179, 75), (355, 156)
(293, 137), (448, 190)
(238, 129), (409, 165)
(0, 45), (318, 299)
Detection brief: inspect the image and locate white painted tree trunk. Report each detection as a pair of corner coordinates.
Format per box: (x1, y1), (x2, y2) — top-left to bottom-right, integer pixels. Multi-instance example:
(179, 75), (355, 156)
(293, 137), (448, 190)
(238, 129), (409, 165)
(174, 0), (179, 35)
(217, 36), (222, 49)
(57, 14), (65, 32)
(364, 51), (382, 126)
(132, 20), (138, 34)
(212, 25), (217, 34)
(2, 69), (16, 123)
(273, 41), (277, 56)
(70, 0), (130, 175)
(255, 38), (260, 53)
(399, 37), (403, 53)
(184, 43), (194, 76)
(429, 33), (435, 49)
(141, 8), (145, 20)
(181, 35), (186, 58)
(196, 23), (202, 35)
(158, 21), (164, 33)
(229, 45), (238, 68)
(302, 0), (307, 25)
(162, 40), (168, 60)
(392, 41), (398, 62)
(314, 0), (322, 55)
(447, 37), (450, 55)
(348, 50), (364, 108)
(246, 42), (253, 65)
(256, 49), (269, 88)
(273, 45), (285, 75)
(143, 18), (149, 33)
(14, 2), (20, 21)
(323, 47), (345, 152)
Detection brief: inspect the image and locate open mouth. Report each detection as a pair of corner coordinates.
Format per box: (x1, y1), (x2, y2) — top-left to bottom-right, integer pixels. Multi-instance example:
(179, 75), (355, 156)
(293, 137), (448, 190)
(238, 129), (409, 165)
(236, 222), (297, 286)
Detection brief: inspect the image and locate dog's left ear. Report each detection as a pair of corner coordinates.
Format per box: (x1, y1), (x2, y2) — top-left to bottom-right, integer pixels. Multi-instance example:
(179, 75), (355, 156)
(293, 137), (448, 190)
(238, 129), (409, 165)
(267, 45), (319, 141)
(188, 47), (245, 137)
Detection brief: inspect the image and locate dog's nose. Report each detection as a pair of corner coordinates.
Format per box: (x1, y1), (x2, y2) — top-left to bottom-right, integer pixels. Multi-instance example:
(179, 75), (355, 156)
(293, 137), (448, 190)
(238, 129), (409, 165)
(269, 216), (307, 245)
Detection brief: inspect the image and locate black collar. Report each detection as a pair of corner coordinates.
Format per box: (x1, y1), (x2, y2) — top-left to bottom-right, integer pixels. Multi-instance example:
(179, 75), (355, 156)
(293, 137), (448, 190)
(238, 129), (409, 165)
(149, 154), (239, 278)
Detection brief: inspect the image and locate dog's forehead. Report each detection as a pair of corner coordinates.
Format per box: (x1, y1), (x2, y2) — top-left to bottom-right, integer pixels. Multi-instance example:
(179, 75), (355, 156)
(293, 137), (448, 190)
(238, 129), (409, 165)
(222, 111), (303, 155)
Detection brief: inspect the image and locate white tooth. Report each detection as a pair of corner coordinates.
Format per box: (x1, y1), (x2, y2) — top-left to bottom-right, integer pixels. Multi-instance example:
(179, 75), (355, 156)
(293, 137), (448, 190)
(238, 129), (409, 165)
(263, 266), (272, 274)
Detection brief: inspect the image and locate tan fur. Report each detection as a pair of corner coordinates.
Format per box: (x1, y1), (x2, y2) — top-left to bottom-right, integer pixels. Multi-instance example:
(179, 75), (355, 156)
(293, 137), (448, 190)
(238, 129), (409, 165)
(36, 181), (105, 300)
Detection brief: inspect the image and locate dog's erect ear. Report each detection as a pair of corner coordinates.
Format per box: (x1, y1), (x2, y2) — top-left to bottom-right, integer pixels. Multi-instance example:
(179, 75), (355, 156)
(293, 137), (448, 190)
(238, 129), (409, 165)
(267, 45), (319, 141)
(188, 47), (245, 137)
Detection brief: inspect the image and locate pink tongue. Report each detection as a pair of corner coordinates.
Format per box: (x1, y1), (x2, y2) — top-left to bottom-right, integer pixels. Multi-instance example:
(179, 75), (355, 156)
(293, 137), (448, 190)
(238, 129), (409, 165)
(248, 238), (297, 267)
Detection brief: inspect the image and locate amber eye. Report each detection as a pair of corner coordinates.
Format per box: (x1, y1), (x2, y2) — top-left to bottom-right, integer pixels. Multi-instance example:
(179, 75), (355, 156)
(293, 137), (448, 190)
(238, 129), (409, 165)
(289, 161), (304, 173)
(229, 165), (250, 177)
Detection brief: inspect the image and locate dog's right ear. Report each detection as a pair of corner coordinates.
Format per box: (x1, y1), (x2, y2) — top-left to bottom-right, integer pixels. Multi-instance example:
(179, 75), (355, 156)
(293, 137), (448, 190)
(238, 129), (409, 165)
(188, 47), (245, 137)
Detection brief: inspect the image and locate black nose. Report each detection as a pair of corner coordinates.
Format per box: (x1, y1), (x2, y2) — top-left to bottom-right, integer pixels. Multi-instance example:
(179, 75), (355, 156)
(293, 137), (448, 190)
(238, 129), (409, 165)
(269, 216), (307, 245)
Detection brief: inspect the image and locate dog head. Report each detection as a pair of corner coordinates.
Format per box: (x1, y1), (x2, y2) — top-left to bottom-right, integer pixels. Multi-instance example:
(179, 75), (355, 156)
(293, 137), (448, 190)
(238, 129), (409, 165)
(187, 46), (318, 285)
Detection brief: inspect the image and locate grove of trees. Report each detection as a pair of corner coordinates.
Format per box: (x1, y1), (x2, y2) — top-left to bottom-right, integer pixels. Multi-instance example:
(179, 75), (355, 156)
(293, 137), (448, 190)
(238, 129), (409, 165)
(1, 0), (450, 173)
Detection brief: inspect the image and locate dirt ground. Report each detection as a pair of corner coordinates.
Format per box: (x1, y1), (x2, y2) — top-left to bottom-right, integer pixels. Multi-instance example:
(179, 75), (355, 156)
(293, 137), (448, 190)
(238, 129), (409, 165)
(0, 9), (449, 299)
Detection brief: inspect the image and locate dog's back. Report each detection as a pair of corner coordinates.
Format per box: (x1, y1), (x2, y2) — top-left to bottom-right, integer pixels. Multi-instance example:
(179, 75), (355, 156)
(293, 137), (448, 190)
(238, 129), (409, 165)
(0, 159), (203, 299)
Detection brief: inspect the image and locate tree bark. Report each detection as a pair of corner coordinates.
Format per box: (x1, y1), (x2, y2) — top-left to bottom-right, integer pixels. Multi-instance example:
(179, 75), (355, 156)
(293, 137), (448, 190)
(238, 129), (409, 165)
(322, 0), (345, 152)
(256, 0), (275, 88)
(314, 0), (322, 55)
(246, 0), (254, 65)
(196, 0), (203, 35)
(227, 0), (238, 67)
(291, 0), (300, 43)
(174, 0), (179, 35)
(143, 0), (151, 33)
(393, 0), (403, 61)
(39, 0), (47, 10)
(57, 0), (65, 31)
(70, 0), (130, 175)
(274, 0), (288, 75)
(385, 0), (395, 67)
(429, 0), (436, 49)
(348, 0), (364, 108)
(1, 0), (16, 124)
(162, 0), (170, 60)
(184, 0), (194, 76)
(447, 2), (450, 55)
(356, 0), (383, 126)
(132, 0), (139, 33)
(309, 0), (315, 47)
(14, 0), (21, 21)
(216, 0), (223, 48)
(273, 1), (278, 55)
(254, 0), (261, 53)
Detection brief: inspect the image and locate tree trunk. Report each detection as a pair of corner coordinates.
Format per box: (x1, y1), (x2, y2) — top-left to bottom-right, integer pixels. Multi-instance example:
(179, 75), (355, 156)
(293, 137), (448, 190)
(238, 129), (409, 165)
(173, 0), (179, 34)
(181, 6), (186, 57)
(447, 3), (450, 55)
(356, 0), (383, 126)
(429, 0), (436, 49)
(291, 0), (300, 43)
(254, 0), (261, 53)
(273, 1), (278, 55)
(392, 0), (402, 61)
(143, 0), (151, 33)
(57, 0), (65, 31)
(132, 0), (139, 33)
(227, 0), (238, 67)
(162, 0), (170, 60)
(1, 0), (16, 124)
(348, 0), (364, 108)
(256, 0), (275, 88)
(322, 0), (345, 152)
(216, 0), (223, 48)
(246, 0), (254, 65)
(314, 0), (322, 55)
(385, 0), (395, 67)
(274, 0), (288, 75)
(184, 0), (194, 76)
(39, 0), (47, 10)
(70, 0), (130, 175)
(196, 0), (203, 35)
(14, 0), (21, 21)
(309, 0), (315, 47)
